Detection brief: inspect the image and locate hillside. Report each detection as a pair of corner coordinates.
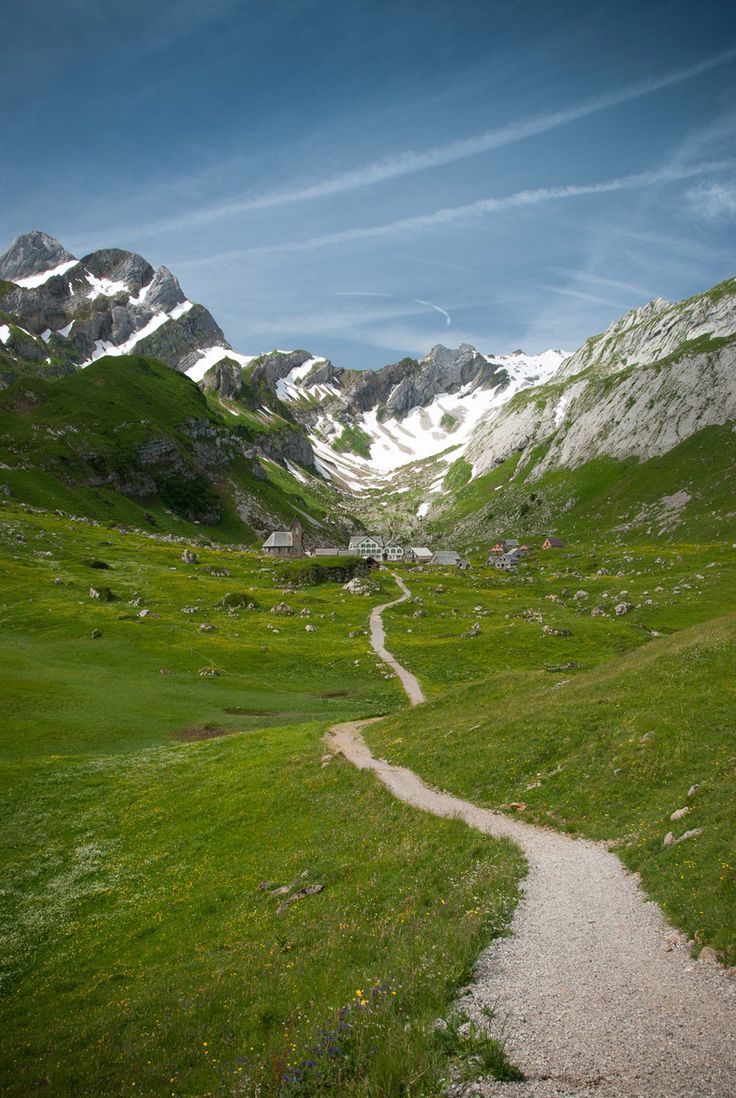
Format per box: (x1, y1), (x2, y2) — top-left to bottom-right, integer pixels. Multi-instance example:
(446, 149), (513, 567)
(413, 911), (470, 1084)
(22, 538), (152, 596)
(0, 355), (345, 544)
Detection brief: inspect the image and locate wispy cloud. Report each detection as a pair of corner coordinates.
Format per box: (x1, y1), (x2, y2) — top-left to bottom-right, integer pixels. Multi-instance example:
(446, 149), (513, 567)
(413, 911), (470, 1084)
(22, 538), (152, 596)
(111, 47), (736, 239)
(334, 290), (451, 325)
(540, 285), (625, 309)
(414, 299), (452, 326)
(686, 179), (736, 220)
(177, 158), (732, 264)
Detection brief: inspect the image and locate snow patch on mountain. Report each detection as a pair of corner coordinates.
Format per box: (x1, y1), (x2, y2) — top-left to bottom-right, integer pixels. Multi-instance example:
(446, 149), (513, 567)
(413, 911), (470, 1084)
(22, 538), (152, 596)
(185, 346), (255, 382)
(275, 357), (326, 401)
(13, 259), (78, 289)
(86, 272), (128, 299)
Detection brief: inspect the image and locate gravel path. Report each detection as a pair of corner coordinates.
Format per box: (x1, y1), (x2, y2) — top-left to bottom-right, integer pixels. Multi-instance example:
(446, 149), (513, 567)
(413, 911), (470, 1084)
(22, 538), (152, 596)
(329, 575), (736, 1097)
(369, 571), (425, 705)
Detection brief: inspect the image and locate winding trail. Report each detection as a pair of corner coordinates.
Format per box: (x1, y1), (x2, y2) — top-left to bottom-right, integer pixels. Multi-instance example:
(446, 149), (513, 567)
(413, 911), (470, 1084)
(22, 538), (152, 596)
(368, 571), (425, 705)
(328, 573), (736, 1097)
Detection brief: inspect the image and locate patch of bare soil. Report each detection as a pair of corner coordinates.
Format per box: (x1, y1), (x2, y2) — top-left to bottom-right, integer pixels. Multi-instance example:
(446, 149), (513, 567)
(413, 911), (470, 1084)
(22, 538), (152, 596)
(173, 724), (241, 742)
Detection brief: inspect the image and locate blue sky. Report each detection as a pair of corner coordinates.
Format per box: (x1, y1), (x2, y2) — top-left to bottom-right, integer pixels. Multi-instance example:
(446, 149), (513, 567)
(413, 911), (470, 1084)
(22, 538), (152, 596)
(2, 0), (735, 369)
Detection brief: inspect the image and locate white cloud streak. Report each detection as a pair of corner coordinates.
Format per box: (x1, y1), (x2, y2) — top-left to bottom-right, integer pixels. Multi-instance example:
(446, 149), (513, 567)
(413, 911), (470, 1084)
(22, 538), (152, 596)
(178, 158), (732, 264)
(413, 298), (452, 325)
(333, 290), (451, 325)
(117, 47), (736, 239)
(687, 179), (736, 220)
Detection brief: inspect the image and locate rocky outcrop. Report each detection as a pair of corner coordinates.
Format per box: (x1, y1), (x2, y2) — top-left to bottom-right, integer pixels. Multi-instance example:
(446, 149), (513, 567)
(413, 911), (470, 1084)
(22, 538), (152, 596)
(0, 231), (75, 282)
(467, 285), (736, 481)
(384, 343), (506, 418)
(200, 359), (245, 399)
(136, 305), (227, 369)
(0, 233), (229, 382)
(249, 349), (313, 392)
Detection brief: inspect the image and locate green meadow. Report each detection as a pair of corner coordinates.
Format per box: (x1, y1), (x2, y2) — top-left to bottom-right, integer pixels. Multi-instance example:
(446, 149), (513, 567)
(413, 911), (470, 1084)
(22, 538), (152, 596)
(366, 543), (736, 964)
(0, 503), (523, 1097)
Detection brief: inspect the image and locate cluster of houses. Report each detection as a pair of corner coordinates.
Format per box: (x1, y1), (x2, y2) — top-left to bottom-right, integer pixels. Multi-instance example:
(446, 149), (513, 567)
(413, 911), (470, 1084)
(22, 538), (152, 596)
(262, 522), (465, 566)
(487, 536), (566, 570)
(262, 520), (566, 569)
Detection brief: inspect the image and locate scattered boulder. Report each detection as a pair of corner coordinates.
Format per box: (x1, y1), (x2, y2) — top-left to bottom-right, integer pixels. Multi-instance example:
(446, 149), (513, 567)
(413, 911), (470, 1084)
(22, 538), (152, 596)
(89, 585), (115, 602)
(664, 827), (703, 847)
(591, 607), (606, 617)
(542, 626), (572, 637)
(218, 592), (257, 609)
(299, 607), (311, 617)
(304, 624), (317, 633)
(199, 623), (216, 632)
(698, 947), (719, 965)
(687, 784), (699, 798)
(270, 602), (295, 616)
(91, 628), (102, 639)
(181, 549), (199, 564)
(181, 606), (198, 614)
(461, 622), (482, 639)
(343, 578), (375, 595)
(276, 882), (324, 916)
(413, 609), (426, 618)
(202, 565), (230, 577)
(138, 608), (149, 618)
(615, 602), (633, 616)
(198, 666), (220, 677)
(670, 806), (690, 821)
(573, 590), (589, 600)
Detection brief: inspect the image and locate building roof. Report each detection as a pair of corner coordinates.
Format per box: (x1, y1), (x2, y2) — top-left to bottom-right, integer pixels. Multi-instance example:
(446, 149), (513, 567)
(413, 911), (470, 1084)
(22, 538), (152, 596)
(263, 531), (294, 548)
(544, 536), (565, 546)
(409, 546), (432, 556)
(349, 534), (384, 548)
(432, 550), (462, 564)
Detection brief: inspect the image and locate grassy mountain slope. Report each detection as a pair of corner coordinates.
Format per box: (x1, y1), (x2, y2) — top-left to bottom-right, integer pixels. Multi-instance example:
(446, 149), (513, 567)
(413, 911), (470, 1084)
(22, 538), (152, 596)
(362, 543), (736, 963)
(426, 423), (736, 552)
(0, 355), (341, 543)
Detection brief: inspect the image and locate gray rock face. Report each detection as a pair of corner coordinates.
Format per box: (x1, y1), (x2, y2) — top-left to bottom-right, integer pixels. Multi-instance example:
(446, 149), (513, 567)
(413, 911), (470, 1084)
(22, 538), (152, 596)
(255, 423), (315, 469)
(144, 266), (186, 313)
(249, 349), (313, 393)
(467, 281), (736, 482)
(200, 359), (245, 399)
(0, 233), (228, 386)
(0, 231), (75, 281)
(384, 343), (505, 418)
(80, 248), (154, 295)
(134, 304), (227, 369)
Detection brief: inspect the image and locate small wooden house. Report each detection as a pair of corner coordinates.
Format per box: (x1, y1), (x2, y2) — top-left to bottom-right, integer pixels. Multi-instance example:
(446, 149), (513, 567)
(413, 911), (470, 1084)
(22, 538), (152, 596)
(542, 536), (566, 549)
(431, 550), (464, 567)
(406, 546), (433, 563)
(263, 518), (303, 558)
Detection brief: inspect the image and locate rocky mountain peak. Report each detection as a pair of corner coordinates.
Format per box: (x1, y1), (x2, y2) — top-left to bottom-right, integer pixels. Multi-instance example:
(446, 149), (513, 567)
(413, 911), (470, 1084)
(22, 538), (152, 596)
(0, 231), (76, 282)
(80, 248), (155, 295)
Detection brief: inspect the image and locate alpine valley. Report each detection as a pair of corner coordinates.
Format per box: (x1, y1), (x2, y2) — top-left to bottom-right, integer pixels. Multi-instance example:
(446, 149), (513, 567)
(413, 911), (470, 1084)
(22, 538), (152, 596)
(2, 230), (734, 548)
(2, 230), (736, 1098)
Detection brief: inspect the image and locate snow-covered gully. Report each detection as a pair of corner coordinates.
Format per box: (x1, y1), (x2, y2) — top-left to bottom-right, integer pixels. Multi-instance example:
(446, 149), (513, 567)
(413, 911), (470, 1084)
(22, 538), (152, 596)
(328, 575), (736, 1097)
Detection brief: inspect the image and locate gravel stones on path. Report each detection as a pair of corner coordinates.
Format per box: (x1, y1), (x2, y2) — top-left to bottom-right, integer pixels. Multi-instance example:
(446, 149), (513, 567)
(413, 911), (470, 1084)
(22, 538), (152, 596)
(331, 722), (736, 1097)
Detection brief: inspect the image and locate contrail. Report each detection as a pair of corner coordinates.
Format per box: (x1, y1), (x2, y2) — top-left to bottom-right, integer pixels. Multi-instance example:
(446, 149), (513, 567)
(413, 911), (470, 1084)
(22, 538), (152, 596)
(414, 299), (452, 325)
(333, 290), (452, 326)
(104, 47), (736, 240)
